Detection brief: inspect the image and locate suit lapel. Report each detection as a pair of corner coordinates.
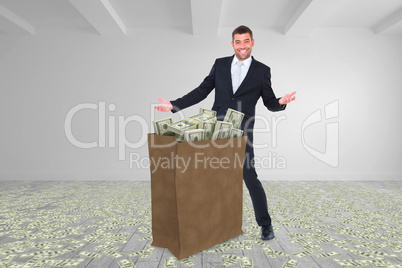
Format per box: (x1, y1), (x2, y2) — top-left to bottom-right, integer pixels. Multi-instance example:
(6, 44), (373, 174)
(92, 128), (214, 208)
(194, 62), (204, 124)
(234, 56), (257, 97)
(227, 55), (235, 96)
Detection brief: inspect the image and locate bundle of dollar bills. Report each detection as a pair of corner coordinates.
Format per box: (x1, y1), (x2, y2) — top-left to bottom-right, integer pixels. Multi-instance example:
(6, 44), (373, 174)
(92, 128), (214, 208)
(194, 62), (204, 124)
(153, 108), (244, 142)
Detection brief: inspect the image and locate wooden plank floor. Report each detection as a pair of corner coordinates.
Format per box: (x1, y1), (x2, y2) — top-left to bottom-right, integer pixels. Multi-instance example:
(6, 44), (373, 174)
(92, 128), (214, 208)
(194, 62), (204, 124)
(0, 181), (401, 267)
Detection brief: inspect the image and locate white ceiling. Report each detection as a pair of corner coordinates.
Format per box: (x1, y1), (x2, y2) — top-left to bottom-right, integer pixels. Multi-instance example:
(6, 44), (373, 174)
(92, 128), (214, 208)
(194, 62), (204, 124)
(0, 0), (401, 36)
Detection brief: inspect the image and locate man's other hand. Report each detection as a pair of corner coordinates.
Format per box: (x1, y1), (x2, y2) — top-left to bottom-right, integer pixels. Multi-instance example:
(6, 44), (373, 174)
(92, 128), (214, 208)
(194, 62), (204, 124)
(279, 91), (296, 105)
(155, 97), (173, 112)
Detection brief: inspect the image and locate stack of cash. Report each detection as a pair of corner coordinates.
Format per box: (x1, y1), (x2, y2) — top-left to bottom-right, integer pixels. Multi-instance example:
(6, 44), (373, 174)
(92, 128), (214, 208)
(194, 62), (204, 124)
(153, 108), (244, 142)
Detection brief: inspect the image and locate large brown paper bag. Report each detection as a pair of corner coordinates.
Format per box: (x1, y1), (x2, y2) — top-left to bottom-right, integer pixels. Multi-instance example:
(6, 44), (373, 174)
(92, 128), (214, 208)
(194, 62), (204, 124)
(147, 133), (247, 259)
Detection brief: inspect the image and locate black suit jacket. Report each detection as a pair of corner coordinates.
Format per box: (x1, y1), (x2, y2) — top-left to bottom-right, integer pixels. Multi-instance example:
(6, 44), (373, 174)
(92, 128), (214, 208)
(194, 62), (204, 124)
(171, 55), (286, 145)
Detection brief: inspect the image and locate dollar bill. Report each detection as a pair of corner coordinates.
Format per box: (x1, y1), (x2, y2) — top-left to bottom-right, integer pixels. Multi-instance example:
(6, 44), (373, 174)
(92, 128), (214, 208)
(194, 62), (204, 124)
(203, 248), (226, 253)
(167, 119), (197, 136)
(241, 258), (253, 268)
(180, 257), (196, 266)
(333, 258), (372, 267)
(198, 119), (216, 140)
(25, 255), (43, 265)
(211, 121), (232, 140)
(1, 254), (17, 261)
(129, 250), (143, 257)
(27, 250), (65, 257)
(348, 249), (375, 258)
(222, 254), (242, 260)
(368, 259), (393, 266)
(34, 259), (60, 266)
(262, 247), (277, 258)
(253, 240), (268, 246)
(293, 250), (314, 258)
(162, 131), (176, 137)
(316, 251), (340, 258)
(174, 133), (184, 142)
(282, 258), (299, 268)
(141, 247), (156, 258)
(230, 128), (243, 138)
(224, 108), (244, 129)
(300, 244), (322, 251)
(274, 250), (289, 257)
(138, 236), (152, 241)
(34, 241), (62, 250)
(153, 117), (173, 135)
(59, 258), (86, 266)
(199, 108), (217, 117)
(315, 237), (334, 243)
(63, 243), (85, 251)
(103, 250), (125, 258)
(138, 225), (152, 233)
(1, 249), (19, 254)
(41, 258), (85, 267)
(368, 250), (398, 257)
(118, 258), (136, 268)
(95, 244), (118, 251)
(222, 259), (238, 266)
(78, 251), (101, 258)
(184, 129), (205, 142)
(243, 241), (254, 250)
(165, 257), (177, 268)
(191, 113), (215, 122)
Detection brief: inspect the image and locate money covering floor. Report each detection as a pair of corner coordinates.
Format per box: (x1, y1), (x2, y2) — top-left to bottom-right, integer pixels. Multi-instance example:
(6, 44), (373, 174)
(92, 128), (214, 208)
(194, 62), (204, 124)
(0, 181), (401, 268)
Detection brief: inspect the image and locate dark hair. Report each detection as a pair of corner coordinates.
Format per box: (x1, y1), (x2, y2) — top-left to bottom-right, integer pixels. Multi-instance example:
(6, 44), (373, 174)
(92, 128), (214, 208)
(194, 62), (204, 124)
(232, 25), (253, 41)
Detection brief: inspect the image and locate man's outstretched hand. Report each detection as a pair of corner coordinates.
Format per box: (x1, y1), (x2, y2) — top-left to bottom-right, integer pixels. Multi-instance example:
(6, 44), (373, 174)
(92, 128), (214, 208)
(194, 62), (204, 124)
(155, 97), (173, 112)
(279, 91), (296, 105)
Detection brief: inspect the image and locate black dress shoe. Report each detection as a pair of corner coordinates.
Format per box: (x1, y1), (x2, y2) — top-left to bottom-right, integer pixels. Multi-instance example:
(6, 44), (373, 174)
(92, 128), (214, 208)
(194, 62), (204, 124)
(261, 225), (275, 240)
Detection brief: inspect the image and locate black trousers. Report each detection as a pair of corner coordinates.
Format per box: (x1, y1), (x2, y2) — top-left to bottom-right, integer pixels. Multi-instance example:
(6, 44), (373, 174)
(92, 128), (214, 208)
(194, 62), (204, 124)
(243, 142), (272, 227)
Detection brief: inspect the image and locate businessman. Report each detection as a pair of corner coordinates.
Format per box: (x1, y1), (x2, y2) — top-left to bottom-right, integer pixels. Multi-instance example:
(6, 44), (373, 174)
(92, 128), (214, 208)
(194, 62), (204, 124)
(155, 25), (296, 240)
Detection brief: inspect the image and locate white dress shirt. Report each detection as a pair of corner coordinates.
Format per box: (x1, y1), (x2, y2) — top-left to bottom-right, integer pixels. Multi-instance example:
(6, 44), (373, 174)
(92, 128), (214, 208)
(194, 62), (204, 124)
(231, 56), (252, 94)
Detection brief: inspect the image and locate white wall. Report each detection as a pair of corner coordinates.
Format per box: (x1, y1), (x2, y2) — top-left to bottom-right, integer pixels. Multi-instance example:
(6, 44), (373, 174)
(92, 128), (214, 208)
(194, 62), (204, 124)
(0, 27), (401, 180)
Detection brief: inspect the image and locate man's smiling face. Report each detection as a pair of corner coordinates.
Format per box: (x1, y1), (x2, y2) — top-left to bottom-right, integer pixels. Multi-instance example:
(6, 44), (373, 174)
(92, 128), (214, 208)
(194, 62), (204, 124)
(231, 33), (254, 61)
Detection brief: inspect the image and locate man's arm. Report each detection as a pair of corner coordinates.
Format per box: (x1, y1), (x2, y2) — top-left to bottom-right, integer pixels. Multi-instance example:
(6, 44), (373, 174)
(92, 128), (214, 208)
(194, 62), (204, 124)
(170, 62), (216, 113)
(261, 68), (296, 111)
(155, 62), (216, 113)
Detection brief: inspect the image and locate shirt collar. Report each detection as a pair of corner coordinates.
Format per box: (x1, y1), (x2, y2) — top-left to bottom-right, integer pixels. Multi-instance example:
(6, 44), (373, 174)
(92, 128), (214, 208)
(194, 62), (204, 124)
(232, 55), (253, 69)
